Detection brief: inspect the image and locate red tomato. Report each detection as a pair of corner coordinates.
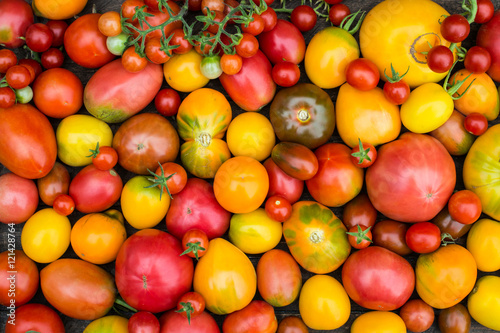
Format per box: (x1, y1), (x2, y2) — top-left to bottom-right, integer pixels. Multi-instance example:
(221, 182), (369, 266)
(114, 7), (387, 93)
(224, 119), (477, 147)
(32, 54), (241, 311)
(18, 59), (42, 79)
(372, 220), (412, 256)
(0, 173), (38, 224)
(342, 192), (377, 230)
(440, 14), (470, 43)
(271, 61), (300, 87)
(477, 11), (500, 81)
(53, 194), (75, 216)
(475, 0), (494, 23)
(258, 19), (306, 65)
(159, 310), (220, 333)
(155, 88), (181, 117)
(122, 46), (149, 73)
(350, 139), (377, 168)
(0, 87), (15, 108)
(169, 28), (193, 54)
(153, 162), (187, 197)
(222, 300), (278, 333)
(447, 189), (482, 224)
(263, 158), (304, 204)
(5, 303), (64, 333)
(399, 299), (435, 333)
(129, 311), (161, 333)
(265, 195), (292, 222)
(345, 58), (380, 91)
(277, 316), (309, 333)
(405, 222), (441, 254)
(347, 225), (373, 249)
(181, 229), (209, 260)
(291, 5), (317, 32)
(0, 0), (34, 49)
(146, 37), (171, 64)
(88, 143), (118, 171)
(37, 162), (70, 206)
(0, 49), (17, 73)
(41, 47), (65, 69)
(176, 291), (206, 324)
(260, 7), (278, 32)
(46, 20), (68, 47)
(0, 250), (39, 307)
(5, 65), (30, 89)
(464, 112), (489, 136)
(427, 45), (454, 73)
(242, 13), (265, 36)
(220, 53), (243, 75)
(25, 23), (53, 53)
(383, 79), (410, 105)
(328, 3), (350, 26)
(235, 32), (259, 58)
(464, 46), (491, 73)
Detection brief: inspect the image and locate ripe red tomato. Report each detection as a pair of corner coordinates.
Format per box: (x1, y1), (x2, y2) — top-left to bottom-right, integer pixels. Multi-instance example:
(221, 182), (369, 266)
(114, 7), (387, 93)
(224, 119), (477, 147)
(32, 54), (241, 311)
(271, 61), (300, 87)
(154, 88), (181, 117)
(88, 143), (119, 171)
(399, 299), (435, 333)
(405, 222), (441, 254)
(46, 20), (68, 47)
(464, 46), (491, 73)
(427, 45), (454, 73)
(0, 87), (15, 108)
(440, 14), (470, 43)
(475, 0), (494, 24)
(159, 310), (220, 333)
(0, 250), (39, 307)
(122, 46), (148, 73)
(169, 28), (193, 54)
(146, 38), (171, 64)
(329, 4), (350, 26)
(263, 158), (304, 204)
(5, 65), (30, 89)
(25, 23), (53, 53)
(291, 5), (317, 32)
(176, 291), (206, 324)
(350, 139), (377, 168)
(345, 58), (380, 91)
(236, 32), (259, 58)
(260, 7), (278, 32)
(447, 189), (482, 225)
(222, 300), (278, 333)
(220, 53), (243, 75)
(180, 229), (209, 260)
(153, 162), (187, 197)
(0, 0), (34, 49)
(129, 311), (160, 333)
(18, 59), (42, 79)
(347, 225), (373, 249)
(0, 49), (17, 73)
(464, 112), (489, 136)
(52, 194), (75, 216)
(265, 195), (292, 222)
(258, 19), (305, 65)
(5, 303), (64, 333)
(41, 48), (64, 69)
(242, 13), (265, 36)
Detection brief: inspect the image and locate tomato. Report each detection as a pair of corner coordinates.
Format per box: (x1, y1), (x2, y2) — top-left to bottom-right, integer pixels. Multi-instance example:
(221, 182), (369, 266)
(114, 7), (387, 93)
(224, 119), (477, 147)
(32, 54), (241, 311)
(0, 49), (17, 73)
(152, 162), (187, 197)
(258, 19), (306, 65)
(106, 33), (128, 55)
(226, 112), (275, 161)
(88, 143), (118, 171)
(438, 304), (471, 333)
(271, 142), (318, 181)
(85, 59), (163, 123)
(350, 140), (377, 168)
(222, 300), (277, 333)
(299, 275), (350, 330)
(431, 206), (472, 239)
(228, 208), (282, 254)
(328, 3), (350, 26)
(372, 220), (412, 256)
(265, 195), (292, 222)
(475, 0), (494, 23)
(122, 46), (149, 73)
(430, 110), (475, 156)
(256, 249), (301, 307)
(270, 83), (335, 149)
(0, 250), (38, 307)
(271, 61), (300, 87)
(71, 210), (127, 264)
(351, 311), (406, 333)
(47, 20), (68, 47)
(193, 238), (256, 315)
(53, 194), (75, 216)
(468, 275), (500, 330)
(37, 162), (70, 206)
(283, 201), (350, 274)
(366, 133), (456, 222)
(33, 0), (87, 19)
(0, 0), (34, 49)
(18, 58), (42, 79)
(40, 47), (65, 69)
(132, 0), (182, 42)
(306, 143), (364, 207)
(399, 299), (434, 333)
(0, 173), (38, 224)
(115, 229), (194, 313)
(345, 58), (380, 91)
(155, 88), (180, 117)
(176, 292), (206, 324)
(41, 258), (116, 320)
(416, 244), (477, 309)
(476, 11), (500, 82)
(467, 218), (500, 272)
(84, 316), (128, 333)
(166, 178), (231, 240)
(5, 65), (30, 89)
(426, 45), (454, 73)
(181, 229), (209, 260)
(277, 316), (308, 333)
(0, 87), (15, 108)
(121, 176), (170, 229)
(383, 77), (411, 105)
(25, 23), (53, 53)
(260, 7), (277, 32)
(405, 222), (441, 254)
(5, 303), (65, 333)
(336, 84), (401, 148)
(447, 189), (482, 224)
(145, 37), (171, 64)
(69, 165), (123, 214)
(463, 124), (500, 220)
(291, 5), (317, 32)
(464, 46), (491, 73)
(342, 193), (377, 230)
(264, 158), (303, 204)
(220, 53), (243, 75)
(464, 112), (489, 136)
(98, 11), (122, 37)
(347, 225), (373, 249)
(163, 49), (210, 92)
(159, 310), (220, 333)
(242, 13), (265, 36)
(235, 33), (259, 58)
(64, 13), (115, 68)
(129, 312), (160, 333)
(56, 114), (112, 167)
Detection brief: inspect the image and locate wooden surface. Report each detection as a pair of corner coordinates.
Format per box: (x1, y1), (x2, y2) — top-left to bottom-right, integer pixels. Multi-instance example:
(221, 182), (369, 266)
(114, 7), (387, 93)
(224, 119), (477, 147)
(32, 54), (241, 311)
(1, 0), (499, 332)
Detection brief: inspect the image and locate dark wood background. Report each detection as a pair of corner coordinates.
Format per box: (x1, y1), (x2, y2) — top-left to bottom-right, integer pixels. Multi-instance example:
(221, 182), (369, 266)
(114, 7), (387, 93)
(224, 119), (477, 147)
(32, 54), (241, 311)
(1, 0), (500, 331)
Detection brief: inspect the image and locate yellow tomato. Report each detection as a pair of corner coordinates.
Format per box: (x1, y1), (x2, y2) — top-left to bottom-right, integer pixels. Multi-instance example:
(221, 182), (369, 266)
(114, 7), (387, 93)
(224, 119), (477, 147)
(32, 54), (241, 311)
(350, 311), (406, 333)
(213, 156), (269, 214)
(33, 0), (87, 20)
(121, 176), (170, 229)
(299, 275), (350, 330)
(467, 218), (500, 272)
(336, 83), (401, 148)
(21, 208), (71, 263)
(56, 114), (113, 167)
(83, 315), (128, 333)
(468, 275), (500, 331)
(71, 210), (127, 265)
(228, 208), (282, 254)
(360, 0), (453, 88)
(226, 112), (275, 161)
(163, 49), (210, 92)
(193, 238), (256, 315)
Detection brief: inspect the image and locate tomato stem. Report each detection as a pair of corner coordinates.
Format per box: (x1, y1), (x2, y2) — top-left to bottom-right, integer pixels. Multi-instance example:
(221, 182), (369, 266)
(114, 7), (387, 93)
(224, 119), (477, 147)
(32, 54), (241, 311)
(384, 63), (409, 83)
(441, 233), (456, 246)
(346, 225), (373, 244)
(114, 296), (137, 313)
(461, 0), (477, 24)
(86, 141), (100, 158)
(180, 241), (206, 260)
(145, 162), (176, 200)
(443, 61), (476, 100)
(351, 138), (372, 164)
(340, 10), (366, 35)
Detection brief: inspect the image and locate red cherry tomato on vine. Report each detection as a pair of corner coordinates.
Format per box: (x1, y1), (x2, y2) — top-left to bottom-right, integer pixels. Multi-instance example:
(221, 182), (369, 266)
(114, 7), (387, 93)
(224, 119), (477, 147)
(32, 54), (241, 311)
(235, 33), (259, 58)
(220, 53), (243, 75)
(405, 222), (441, 254)
(169, 28), (193, 54)
(176, 291), (206, 325)
(291, 5), (317, 32)
(88, 142), (119, 171)
(464, 112), (488, 136)
(426, 45), (454, 73)
(261, 7), (278, 32)
(475, 0), (494, 24)
(242, 13), (265, 36)
(25, 23), (54, 53)
(5, 65), (31, 89)
(329, 4), (350, 26)
(350, 139), (377, 168)
(345, 58), (380, 91)
(447, 190), (482, 225)
(440, 14), (470, 43)
(53, 194), (75, 216)
(155, 88), (181, 117)
(271, 61), (300, 87)
(464, 46), (491, 73)
(0, 87), (16, 108)
(122, 46), (148, 73)
(18, 59), (42, 80)
(180, 229), (209, 260)
(121, 0), (145, 22)
(346, 225), (373, 249)
(46, 20), (68, 47)
(154, 162), (188, 196)
(41, 48), (65, 69)
(265, 195), (292, 222)
(0, 49), (17, 74)
(145, 38), (171, 64)
(383, 80), (410, 105)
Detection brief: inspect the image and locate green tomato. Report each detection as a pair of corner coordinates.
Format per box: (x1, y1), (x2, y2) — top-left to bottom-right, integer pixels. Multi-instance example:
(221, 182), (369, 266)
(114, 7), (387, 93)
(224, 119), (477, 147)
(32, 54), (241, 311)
(84, 315), (128, 333)
(106, 33), (128, 56)
(15, 86), (33, 104)
(200, 55), (222, 80)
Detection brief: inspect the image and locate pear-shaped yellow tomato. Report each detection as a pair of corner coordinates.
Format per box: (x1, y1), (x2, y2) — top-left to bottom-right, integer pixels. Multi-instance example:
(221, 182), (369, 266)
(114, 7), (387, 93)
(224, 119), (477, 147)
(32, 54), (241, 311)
(451, 69), (499, 121)
(416, 244), (477, 309)
(467, 219), (500, 272)
(226, 112), (275, 162)
(193, 238), (256, 315)
(228, 208), (282, 254)
(360, 0), (453, 88)
(351, 311), (406, 333)
(33, 0), (87, 20)
(56, 114), (113, 167)
(336, 83), (401, 148)
(430, 110), (475, 156)
(83, 315), (128, 333)
(468, 275), (500, 331)
(163, 49), (209, 92)
(304, 26), (359, 89)
(299, 275), (350, 330)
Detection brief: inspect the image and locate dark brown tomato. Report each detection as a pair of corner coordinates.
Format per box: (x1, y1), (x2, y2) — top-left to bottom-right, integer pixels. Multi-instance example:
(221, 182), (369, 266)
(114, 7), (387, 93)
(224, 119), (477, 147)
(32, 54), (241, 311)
(277, 316), (309, 333)
(431, 206), (472, 239)
(372, 220), (412, 256)
(37, 161), (70, 206)
(399, 299), (435, 333)
(271, 142), (318, 181)
(438, 303), (471, 333)
(342, 192), (377, 230)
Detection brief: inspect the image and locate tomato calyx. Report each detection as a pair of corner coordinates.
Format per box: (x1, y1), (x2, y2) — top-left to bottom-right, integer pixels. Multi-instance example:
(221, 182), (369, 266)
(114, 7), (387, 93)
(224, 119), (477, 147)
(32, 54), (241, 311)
(145, 162), (176, 200)
(441, 233), (456, 246)
(346, 225), (373, 244)
(180, 241), (206, 260)
(340, 9), (366, 35)
(383, 63), (409, 83)
(274, 0), (329, 20)
(86, 141), (101, 158)
(175, 301), (196, 324)
(351, 138), (372, 165)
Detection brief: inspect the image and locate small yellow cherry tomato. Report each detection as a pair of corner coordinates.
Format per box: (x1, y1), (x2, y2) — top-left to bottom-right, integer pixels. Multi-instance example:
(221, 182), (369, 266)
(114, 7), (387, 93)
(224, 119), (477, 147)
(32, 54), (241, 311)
(83, 315), (128, 333)
(163, 49), (210, 92)
(33, 0), (88, 20)
(351, 311), (406, 333)
(466, 218), (500, 272)
(468, 275), (500, 331)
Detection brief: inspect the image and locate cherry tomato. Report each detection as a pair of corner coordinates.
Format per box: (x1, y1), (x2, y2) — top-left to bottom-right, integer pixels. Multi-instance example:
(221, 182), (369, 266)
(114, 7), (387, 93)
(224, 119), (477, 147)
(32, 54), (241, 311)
(201, 0), (225, 15)
(155, 88), (181, 117)
(41, 48), (65, 69)
(464, 46), (491, 74)
(176, 291), (206, 325)
(128, 311), (160, 333)
(5, 65), (31, 89)
(464, 112), (489, 136)
(347, 225), (373, 249)
(52, 194), (75, 216)
(324, 0), (342, 4)
(153, 162), (188, 196)
(235, 33), (259, 58)
(98, 11), (122, 37)
(399, 299), (435, 333)
(277, 316), (308, 333)
(188, 0), (202, 11)
(383, 65), (410, 105)
(181, 229), (209, 260)
(220, 53), (243, 75)
(200, 55), (223, 79)
(372, 220), (412, 256)
(121, 0), (145, 22)
(0, 49), (17, 74)
(88, 142), (119, 171)
(448, 190), (482, 225)
(25, 23), (53, 53)
(242, 13), (265, 36)
(205, 10), (225, 35)
(0, 87), (16, 108)
(18, 59), (42, 80)
(145, 38), (171, 64)
(329, 4), (350, 26)
(291, 5), (317, 32)
(350, 139), (377, 168)
(15, 86), (33, 104)
(475, 0), (494, 24)
(405, 222), (441, 254)
(122, 46), (148, 73)
(427, 45), (454, 73)
(261, 7), (278, 32)
(440, 14), (470, 43)
(19, 64), (35, 84)
(345, 58), (380, 91)
(46, 20), (68, 47)
(271, 61), (300, 87)
(265, 195), (292, 222)
(169, 28), (193, 54)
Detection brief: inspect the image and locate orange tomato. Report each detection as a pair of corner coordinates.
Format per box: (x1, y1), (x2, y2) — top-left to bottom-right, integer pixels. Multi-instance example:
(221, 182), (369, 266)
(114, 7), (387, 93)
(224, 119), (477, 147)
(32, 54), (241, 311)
(32, 0), (87, 20)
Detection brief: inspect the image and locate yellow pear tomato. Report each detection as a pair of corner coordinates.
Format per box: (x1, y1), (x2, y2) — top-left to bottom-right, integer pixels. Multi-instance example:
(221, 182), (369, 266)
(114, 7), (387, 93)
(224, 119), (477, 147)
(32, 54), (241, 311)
(351, 311), (406, 333)
(33, 0), (87, 20)
(466, 218), (500, 272)
(468, 275), (500, 331)
(163, 49), (209, 92)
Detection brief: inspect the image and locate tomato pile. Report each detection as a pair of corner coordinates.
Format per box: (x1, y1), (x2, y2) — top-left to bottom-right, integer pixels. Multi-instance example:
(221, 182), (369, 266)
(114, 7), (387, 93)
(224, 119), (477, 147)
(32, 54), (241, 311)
(1, 0), (500, 331)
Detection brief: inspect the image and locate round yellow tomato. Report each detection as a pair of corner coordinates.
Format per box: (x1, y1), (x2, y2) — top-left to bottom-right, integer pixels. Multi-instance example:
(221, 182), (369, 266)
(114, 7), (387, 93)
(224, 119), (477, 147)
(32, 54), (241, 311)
(213, 156), (269, 214)
(299, 275), (350, 330)
(360, 0), (453, 88)
(33, 0), (87, 20)
(163, 49), (209, 92)
(71, 210), (127, 265)
(228, 208), (282, 254)
(56, 114), (113, 167)
(467, 218), (500, 272)
(83, 315), (128, 333)
(21, 208), (71, 263)
(121, 176), (170, 229)
(226, 112), (275, 161)
(193, 238), (256, 315)
(351, 311), (406, 333)
(468, 275), (500, 331)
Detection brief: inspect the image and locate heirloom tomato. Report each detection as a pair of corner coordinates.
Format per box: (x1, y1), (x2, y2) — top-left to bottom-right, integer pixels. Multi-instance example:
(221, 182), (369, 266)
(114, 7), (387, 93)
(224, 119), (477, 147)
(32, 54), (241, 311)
(283, 201), (350, 274)
(0, 250), (38, 307)
(271, 142), (318, 180)
(222, 300), (278, 333)
(342, 193), (377, 230)
(270, 83), (335, 150)
(360, 0), (453, 87)
(177, 88), (231, 178)
(258, 19), (306, 65)
(466, 218), (500, 272)
(264, 158), (304, 204)
(5, 303), (65, 333)
(468, 275), (500, 331)
(277, 316), (308, 333)
(405, 222), (441, 254)
(0, 173), (38, 224)
(159, 310), (220, 333)
(477, 11), (500, 82)
(129, 312), (160, 333)
(371, 220), (412, 256)
(430, 110), (475, 156)
(33, 0), (87, 19)
(432, 206), (472, 239)
(84, 316), (128, 333)
(463, 124), (500, 220)
(399, 299), (434, 333)
(416, 244), (477, 309)
(153, 162), (187, 196)
(351, 311), (406, 333)
(163, 49), (209, 92)
(37, 162), (70, 206)
(447, 189), (482, 225)
(265, 195), (292, 222)
(299, 275), (350, 330)
(0, 0), (34, 49)
(193, 238), (256, 315)
(438, 304), (471, 333)
(336, 84), (401, 148)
